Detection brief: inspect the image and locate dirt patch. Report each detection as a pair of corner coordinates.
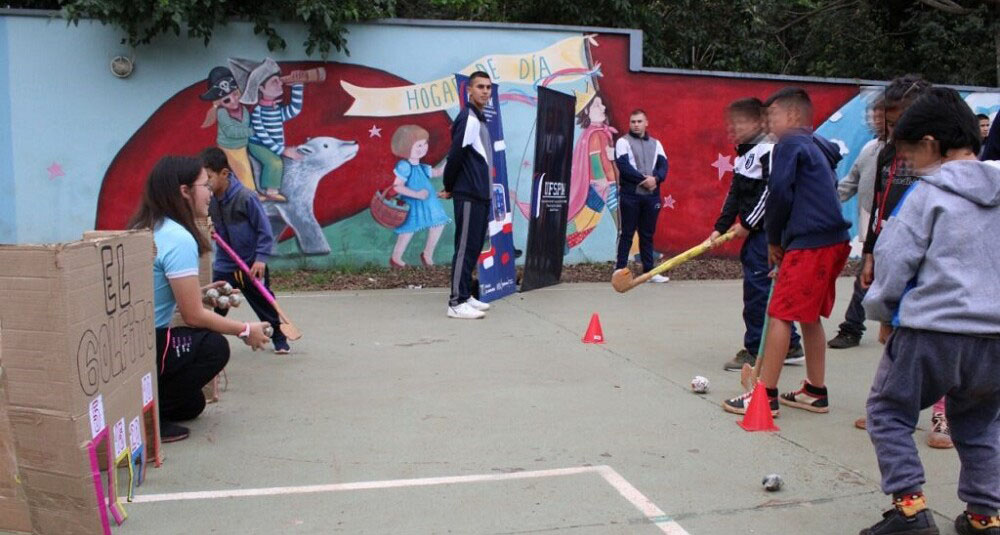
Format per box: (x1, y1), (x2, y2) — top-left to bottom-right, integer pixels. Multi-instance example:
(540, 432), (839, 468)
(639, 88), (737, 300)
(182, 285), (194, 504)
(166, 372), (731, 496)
(271, 259), (861, 292)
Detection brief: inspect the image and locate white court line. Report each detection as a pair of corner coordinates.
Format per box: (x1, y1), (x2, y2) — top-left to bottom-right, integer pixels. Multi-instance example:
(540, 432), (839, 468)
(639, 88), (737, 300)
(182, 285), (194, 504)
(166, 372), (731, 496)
(131, 464), (689, 534)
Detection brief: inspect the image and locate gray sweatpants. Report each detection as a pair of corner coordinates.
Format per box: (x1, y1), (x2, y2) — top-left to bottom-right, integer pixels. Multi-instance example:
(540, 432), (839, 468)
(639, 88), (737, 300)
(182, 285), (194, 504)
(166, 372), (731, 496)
(867, 327), (1000, 510)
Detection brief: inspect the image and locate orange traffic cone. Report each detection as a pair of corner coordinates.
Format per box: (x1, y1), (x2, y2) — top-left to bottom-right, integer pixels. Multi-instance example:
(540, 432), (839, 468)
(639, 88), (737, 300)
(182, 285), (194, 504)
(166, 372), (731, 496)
(582, 313), (605, 344)
(738, 381), (780, 432)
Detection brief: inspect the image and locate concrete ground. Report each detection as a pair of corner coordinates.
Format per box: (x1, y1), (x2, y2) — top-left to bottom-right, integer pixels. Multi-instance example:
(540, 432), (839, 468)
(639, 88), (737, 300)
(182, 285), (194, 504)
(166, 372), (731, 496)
(121, 278), (966, 534)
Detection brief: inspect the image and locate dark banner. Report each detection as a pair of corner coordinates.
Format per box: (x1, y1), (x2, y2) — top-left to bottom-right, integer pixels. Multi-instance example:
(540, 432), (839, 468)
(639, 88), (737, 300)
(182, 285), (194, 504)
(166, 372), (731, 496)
(520, 87), (574, 292)
(454, 75), (518, 303)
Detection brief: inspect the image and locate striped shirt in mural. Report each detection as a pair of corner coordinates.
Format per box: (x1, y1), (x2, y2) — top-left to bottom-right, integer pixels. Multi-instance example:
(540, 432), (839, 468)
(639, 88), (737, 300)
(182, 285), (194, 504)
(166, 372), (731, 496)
(250, 84), (304, 155)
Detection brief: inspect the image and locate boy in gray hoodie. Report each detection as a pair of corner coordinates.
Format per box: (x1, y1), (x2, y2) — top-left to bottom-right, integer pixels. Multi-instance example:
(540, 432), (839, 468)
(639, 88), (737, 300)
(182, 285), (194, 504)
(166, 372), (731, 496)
(860, 88), (1000, 535)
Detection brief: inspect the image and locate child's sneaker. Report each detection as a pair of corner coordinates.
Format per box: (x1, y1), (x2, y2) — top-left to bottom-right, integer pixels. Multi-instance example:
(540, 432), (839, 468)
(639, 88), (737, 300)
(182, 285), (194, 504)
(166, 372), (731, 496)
(779, 381), (829, 413)
(926, 412), (953, 449)
(955, 512), (1000, 534)
(273, 339), (291, 355)
(861, 493), (938, 535)
(722, 389), (779, 417)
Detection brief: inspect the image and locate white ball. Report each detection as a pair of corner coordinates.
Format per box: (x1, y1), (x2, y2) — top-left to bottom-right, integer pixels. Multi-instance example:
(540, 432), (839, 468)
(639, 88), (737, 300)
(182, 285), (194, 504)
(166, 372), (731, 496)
(216, 295), (230, 310)
(263, 325), (274, 338)
(205, 288), (220, 300)
(763, 473), (783, 491)
(220, 282), (234, 296)
(690, 376), (710, 394)
(229, 293), (242, 307)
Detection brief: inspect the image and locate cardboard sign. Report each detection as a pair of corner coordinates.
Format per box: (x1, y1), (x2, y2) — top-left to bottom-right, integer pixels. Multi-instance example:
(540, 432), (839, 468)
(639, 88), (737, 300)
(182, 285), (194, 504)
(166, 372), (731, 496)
(0, 230), (159, 534)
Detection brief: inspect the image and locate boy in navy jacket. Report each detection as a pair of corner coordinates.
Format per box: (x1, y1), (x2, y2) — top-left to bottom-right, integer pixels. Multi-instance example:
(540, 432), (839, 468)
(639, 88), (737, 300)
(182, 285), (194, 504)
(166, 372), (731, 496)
(724, 88), (851, 417)
(708, 98), (803, 372)
(200, 148), (289, 354)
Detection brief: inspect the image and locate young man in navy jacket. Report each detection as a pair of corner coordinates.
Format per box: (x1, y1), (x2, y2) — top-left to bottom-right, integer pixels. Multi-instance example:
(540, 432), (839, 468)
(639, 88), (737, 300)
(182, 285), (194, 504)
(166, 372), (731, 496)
(614, 109), (668, 281)
(724, 88), (851, 418)
(442, 71), (494, 320)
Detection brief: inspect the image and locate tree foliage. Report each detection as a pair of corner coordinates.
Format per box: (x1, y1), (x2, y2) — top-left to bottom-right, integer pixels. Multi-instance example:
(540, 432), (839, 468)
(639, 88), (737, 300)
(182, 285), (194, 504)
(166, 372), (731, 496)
(3, 0), (998, 86)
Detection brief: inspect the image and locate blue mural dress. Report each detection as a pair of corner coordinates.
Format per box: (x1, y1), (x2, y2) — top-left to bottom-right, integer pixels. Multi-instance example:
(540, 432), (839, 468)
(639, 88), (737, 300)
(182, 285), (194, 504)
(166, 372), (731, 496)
(394, 160), (451, 234)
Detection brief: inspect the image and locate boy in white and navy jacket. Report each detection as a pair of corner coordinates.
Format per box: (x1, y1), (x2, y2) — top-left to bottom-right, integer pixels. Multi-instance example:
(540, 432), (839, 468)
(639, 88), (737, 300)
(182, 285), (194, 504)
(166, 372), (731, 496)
(709, 98), (803, 372)
(614, 109), (667, 277)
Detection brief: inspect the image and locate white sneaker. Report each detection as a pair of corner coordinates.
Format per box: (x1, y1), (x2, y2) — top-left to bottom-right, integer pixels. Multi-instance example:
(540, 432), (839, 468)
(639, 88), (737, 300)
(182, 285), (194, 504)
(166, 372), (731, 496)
(447, 302), (485, 319)
(466, 297), (490, 311)
(650, 274), (670, 283)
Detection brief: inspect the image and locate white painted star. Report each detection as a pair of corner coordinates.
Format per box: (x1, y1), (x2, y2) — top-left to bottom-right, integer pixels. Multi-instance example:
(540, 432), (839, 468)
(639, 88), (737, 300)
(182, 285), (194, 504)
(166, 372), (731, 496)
(711, 153), (734, 180)
(663, 195), (676, 209)
(368, 124), (382, 138)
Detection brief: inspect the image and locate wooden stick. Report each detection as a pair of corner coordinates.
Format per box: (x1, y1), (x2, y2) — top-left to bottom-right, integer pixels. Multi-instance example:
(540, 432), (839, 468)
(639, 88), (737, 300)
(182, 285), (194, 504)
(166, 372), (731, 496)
(611, 231), (736, 293)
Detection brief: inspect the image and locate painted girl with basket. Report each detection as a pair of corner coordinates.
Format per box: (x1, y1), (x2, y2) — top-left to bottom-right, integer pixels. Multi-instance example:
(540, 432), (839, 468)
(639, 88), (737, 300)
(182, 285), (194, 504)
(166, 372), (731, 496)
(380, 125), (450, 268)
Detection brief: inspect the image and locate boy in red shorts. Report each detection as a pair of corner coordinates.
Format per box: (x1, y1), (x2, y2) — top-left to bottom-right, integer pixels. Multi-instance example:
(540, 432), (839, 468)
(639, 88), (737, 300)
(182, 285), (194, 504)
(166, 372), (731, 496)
(724, 87), (851, 417)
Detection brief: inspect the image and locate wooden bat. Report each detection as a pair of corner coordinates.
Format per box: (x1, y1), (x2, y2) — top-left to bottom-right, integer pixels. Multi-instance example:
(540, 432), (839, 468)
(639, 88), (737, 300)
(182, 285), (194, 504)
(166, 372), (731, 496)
(741, 270), (777, 391)
(211, 232), (302, 341)
(611, 231), (736, 293)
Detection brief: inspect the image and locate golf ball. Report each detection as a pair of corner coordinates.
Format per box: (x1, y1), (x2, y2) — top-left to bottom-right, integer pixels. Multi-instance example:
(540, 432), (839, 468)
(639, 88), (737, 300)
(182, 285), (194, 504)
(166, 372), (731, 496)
(690, 376), (710, 394)
(220, 282), (233, 296)
(762, 473), (783, 492)
(229, 293), (242, 307)
(216, 295), (230, 310)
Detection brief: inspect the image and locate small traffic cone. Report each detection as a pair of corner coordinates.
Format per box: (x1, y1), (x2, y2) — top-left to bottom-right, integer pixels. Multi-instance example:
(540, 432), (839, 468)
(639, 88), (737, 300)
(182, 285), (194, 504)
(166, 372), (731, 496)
(582, 313), (605, 344)
(738, 381), (780, 432)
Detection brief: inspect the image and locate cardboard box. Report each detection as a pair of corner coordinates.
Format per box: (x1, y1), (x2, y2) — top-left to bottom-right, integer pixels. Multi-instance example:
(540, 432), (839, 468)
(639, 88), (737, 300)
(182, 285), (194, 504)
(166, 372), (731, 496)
(0, 230), (160, 534)
(1, 335), (33, 535)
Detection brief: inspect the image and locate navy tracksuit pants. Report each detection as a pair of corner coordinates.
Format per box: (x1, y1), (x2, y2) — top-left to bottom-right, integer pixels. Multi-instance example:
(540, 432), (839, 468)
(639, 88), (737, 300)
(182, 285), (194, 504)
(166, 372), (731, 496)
(742, 230), (800, 354)
(449, 199), (489, 307)
(615, 191), (660, 272)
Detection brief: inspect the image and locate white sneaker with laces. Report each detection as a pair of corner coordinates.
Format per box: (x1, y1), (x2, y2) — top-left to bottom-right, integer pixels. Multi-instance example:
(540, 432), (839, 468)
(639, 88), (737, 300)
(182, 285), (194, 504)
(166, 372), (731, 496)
(650, 274), (670, 283)
(447, 302), (485, 319)
(466, 296), (490, 311)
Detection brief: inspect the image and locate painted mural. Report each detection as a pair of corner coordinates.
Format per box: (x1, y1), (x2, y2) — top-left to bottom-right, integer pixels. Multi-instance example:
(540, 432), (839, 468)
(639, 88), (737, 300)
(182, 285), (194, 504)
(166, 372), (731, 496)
(27, 24), (995, 267)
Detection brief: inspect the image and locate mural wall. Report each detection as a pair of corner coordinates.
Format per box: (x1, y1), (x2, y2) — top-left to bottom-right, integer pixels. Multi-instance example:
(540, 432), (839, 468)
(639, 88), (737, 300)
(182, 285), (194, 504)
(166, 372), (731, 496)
(1, 15), (997, 268)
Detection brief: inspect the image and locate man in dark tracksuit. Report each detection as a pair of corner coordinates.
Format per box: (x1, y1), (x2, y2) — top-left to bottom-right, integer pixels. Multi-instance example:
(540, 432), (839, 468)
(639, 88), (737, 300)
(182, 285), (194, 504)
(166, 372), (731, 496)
(614, 110), (667, 278)
(442, 71), (494, 320)
(710, 99), (803, 371)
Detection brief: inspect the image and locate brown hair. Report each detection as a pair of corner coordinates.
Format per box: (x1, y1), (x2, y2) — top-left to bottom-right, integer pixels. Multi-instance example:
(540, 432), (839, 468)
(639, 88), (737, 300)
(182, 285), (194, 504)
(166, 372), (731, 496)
(128, 155), (211, 255)
(727, 98), (764, 119)
(390, 125), (430, 159)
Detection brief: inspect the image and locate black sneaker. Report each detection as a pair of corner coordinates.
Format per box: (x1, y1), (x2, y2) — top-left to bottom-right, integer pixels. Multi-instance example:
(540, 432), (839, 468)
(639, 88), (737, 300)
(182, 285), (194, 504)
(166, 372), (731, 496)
(829, 331), (862, 349)
(160, 421), (190, 443)
(723, 349), (755, 371)
(956, 512), (1000, 535)
(779, 381), (829, 413)
(860, 508), (938, 535)
(784, 343), (805, 365)
(722, 390), (779, 417)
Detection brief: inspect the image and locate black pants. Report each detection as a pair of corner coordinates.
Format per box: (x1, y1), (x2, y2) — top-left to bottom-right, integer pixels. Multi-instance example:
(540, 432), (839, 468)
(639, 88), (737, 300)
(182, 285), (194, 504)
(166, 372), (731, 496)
(615, 191), (660, 272)
(155, 327), (230, 422)
(213, 267), (286, 344)
(449, 199), (489, 307)
(838, 272), (868, 336)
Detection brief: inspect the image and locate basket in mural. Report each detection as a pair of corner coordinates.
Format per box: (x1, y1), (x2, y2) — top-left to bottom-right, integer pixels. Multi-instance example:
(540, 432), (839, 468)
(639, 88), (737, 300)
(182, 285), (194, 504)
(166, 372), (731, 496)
(370, 186), (409, 229)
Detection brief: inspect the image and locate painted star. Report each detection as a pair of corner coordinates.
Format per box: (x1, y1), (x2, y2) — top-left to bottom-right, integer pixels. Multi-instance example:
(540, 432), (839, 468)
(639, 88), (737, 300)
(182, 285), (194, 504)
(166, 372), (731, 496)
(663, 195), (676, 209)
(711, 153), (734, 180)
(47, 162), (65, 179)
(368, 124), (382, 138)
